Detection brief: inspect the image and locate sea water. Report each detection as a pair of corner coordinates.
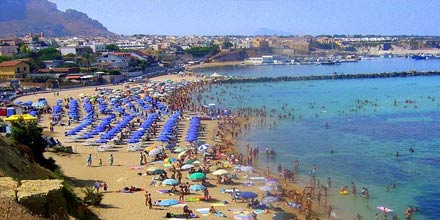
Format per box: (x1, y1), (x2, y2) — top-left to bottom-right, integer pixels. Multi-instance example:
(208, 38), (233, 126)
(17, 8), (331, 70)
(197, 57), (440, 77)
(197, 59), (440, 220)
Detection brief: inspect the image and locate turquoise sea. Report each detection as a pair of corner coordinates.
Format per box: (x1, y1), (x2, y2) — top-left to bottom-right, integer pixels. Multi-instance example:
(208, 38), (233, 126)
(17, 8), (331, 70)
(196, 58), (440, 220)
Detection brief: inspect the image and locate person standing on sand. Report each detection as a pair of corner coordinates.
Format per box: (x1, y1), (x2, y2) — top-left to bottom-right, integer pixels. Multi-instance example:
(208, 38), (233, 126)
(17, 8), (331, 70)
(203, 188), (210, 200)
(179, 188), (185, 201)
(327, 205), (332, 219)
(148, 193), (153, 209)
(87, 154), (92, 167)
(266, 167), (270, 177)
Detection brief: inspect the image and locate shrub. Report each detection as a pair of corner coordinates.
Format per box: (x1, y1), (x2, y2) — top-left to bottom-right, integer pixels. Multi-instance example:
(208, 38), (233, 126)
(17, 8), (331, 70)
(83, 187), (103, 206)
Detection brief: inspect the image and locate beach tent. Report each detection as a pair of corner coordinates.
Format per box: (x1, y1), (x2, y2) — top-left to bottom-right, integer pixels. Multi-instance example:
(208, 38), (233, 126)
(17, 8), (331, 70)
(4, 114), (38, 122)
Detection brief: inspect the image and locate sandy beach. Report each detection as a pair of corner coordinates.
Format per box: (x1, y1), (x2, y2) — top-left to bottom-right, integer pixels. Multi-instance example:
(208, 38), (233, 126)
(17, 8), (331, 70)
(16, 74), (324, 220)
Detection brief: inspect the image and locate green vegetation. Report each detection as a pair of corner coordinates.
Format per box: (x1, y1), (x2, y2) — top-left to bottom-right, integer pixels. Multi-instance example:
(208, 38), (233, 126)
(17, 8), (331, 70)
(105, 44), (120, 52)
(108, 70), (121, 75)
(185, 45), (220, 57)
(9, 118), (57, 170)
(222, 41), (233, 49)
(0, 56), (12, 63)
(82, 187), (104, 206)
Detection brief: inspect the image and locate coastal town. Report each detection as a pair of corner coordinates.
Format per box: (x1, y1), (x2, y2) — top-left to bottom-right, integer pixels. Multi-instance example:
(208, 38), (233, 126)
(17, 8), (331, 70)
(1, 33), (440, 97)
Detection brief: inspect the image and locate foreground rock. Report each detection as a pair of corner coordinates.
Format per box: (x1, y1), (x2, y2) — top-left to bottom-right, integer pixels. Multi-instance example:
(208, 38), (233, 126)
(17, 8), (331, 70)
(0, 177), (18, 199)
(0, 178), (69, 219)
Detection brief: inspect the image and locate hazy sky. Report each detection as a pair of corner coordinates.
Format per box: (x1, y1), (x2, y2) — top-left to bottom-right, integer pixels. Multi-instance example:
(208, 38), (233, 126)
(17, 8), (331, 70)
(51, 0), (440, 36)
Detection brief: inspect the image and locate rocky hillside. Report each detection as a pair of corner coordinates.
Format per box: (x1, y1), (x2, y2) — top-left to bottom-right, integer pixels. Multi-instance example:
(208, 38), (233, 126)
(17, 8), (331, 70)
(0, 0), (113, 37)
(0, 136), (96, 219)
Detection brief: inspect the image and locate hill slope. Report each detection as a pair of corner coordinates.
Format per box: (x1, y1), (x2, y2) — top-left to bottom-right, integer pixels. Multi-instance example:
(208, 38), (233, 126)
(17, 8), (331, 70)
(0, 0), (113, 37)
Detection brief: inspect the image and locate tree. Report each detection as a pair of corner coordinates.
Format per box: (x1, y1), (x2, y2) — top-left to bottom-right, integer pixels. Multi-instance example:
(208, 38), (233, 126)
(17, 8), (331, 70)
(105, 44), (120, 52)
(19, 44), (31, 55)
(222, 41), (233, 49)
(108, 70), (121, 75)
(10, 119), (48, 166)
(38, 47), (62, 60)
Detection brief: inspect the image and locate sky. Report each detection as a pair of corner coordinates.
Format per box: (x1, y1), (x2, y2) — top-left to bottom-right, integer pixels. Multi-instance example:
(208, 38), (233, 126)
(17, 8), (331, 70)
(50, 0), (440, 36)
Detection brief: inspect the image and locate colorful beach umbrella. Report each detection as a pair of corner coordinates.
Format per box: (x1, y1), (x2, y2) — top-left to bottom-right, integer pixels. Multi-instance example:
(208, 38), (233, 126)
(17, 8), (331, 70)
(212, 169), (228, 176)
(162, 179), (178, 186)
(152, 169), (167, 175)
(149, 148), (162, 157)
(4, 114), (38, 121)
(189, 172), (206, 181)
(158, 199), (179, 207)
(181, 164), (194, 170)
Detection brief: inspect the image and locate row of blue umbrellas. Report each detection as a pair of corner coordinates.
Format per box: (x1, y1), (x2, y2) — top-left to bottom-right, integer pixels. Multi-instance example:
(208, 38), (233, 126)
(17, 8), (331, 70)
(185, 117), (201, 142)
(156, 112), (180, 142)
(80, 114), (116, 139)
(127, 113), (158, 143)
(68, 99), (80, 120)
(96, 114), (135, 143)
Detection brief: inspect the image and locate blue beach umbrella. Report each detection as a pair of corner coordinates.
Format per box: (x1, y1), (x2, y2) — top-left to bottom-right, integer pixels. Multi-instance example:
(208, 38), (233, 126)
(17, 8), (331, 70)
(238, 191), (258, 199)
(190, 184), (206, 191)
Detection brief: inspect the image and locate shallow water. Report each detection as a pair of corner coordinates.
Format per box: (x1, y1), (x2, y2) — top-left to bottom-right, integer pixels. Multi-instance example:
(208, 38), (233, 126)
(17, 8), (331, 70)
(199, 65), (440, 220)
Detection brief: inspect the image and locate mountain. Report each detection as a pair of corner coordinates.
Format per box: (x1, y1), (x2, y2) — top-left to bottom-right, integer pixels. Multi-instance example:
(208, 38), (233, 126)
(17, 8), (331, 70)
(0, 0), (113, 37)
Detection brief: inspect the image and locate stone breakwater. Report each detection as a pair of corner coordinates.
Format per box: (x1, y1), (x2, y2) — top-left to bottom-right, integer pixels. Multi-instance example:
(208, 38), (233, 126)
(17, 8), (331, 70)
(216, 70), (440, 83)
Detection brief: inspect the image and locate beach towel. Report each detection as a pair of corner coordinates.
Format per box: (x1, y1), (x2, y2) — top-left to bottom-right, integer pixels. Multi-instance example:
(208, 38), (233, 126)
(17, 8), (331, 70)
(253, 209), (265, 214)
(211, 203), (227, 207)
(157, 189), (170, 194)
(228, 208), (245, 212)
(170, 203), (187, 208)
(222, 189), (240, 193)
(195, 208), (210, 215)
(243, 181), (254, 186)
(185, 197), (200, 202)
(130, 166), (143, 170)
(249, 177), (266, 181)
